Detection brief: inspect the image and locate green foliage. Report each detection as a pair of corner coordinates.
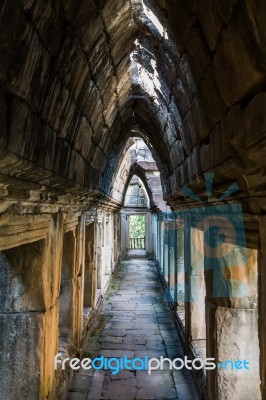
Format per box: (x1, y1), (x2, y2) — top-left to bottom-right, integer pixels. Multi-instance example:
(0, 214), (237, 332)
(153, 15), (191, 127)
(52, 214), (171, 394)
(129, 215), (146, 238)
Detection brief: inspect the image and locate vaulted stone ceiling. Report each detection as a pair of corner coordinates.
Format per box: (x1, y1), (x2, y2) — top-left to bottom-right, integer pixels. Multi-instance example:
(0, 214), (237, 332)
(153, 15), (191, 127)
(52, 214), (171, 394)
(0, 0), (266, 213)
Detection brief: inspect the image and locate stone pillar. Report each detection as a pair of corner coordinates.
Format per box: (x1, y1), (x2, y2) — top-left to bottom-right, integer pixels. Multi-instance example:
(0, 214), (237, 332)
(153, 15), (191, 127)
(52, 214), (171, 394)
(44, 213), (64, 400)
(158, 214), (163, 273)
(155, 213), (160, 261)
(104, 213), (111, 275)
(120, 211), (129, 259)
(75, 213), (85, 348)
(184, 215), (191, 351)
(163, 220), (169, 282)
(84, 222), (96, 309)
(152, 213), (157, 258)
(183, 215), (206, 350)
(59, 229), (76, 343)
(155, 214), (164, 275)
(168, 218), (176, 301)
(113, 213), (121, 266)
(259, 215), (266, 398)
(204, 212), (260, 400)
(190, 226), (206, 354)
(96, 212), (104, 290)
(145, 211), (153, 258)
(176, 219), (185, 304)
(110, 214), (115, 272)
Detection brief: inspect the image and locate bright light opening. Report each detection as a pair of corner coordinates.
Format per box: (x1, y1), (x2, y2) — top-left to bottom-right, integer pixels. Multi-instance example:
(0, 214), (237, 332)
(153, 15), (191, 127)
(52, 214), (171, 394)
(142, 1), (168, 39)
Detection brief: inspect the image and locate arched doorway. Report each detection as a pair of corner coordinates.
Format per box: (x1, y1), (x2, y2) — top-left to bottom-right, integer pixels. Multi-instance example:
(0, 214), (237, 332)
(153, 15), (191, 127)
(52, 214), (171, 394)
(120, 174), (154, 258)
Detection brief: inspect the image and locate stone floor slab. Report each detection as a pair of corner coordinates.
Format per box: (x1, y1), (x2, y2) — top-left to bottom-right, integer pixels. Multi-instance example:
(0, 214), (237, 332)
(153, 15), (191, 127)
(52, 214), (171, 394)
(67, 258), (199, 400)
(66, 392), (88, 400)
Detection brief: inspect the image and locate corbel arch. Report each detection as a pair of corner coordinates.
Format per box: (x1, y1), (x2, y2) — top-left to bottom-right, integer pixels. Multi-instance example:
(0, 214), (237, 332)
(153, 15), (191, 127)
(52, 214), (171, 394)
(122, 163), (155, 209)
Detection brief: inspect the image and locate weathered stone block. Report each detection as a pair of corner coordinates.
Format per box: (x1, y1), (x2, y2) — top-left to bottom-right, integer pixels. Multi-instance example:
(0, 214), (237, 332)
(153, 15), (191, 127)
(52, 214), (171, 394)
(180, 112), (195, 154)
(214, 3), (266, 106)
(197, 0), (223, 51)
(214, 0), (238, 22)
(199, 68), (227, 131)
(31, 0), (63, 56)
(187, 25), (210, 82)
(0, 312), (44, 400)
(166, 0), (195, 49)
(216, 307), (260, 400)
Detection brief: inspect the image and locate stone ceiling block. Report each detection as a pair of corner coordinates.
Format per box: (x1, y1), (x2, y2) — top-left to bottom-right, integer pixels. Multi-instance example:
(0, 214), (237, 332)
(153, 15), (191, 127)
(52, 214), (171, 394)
(197, 0), (223, 51)
(214, 9), (265, 107)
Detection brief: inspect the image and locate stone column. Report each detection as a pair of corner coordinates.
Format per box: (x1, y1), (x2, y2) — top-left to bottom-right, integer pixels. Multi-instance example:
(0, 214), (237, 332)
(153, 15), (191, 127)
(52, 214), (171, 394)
(155, 213), (160, 261)
(96, 212), (104, 290)
(75, 213), (85, 348)
(183, 214), (206, 350)
(161, 218), (165, 276)
(104, 213), (111, 275)
(163, 220), (169, 282)
(204, 209), (260, 400)
(184, 214), (191, 352)
(110, 214), (115, 272)
(145, 211), (153, 258)
(84, 222), (96, 309)
(120, 211), (129, 259)
(113, 213), (121, 267)
(44, 213), (64, 400)
(259, 215), (266, 398)
(176, 218), (185, 305)
(168, 218), (176, 301)
(157, 214), (163, 270)
(190, 226), (206, 354)
(152, 213), (157, 258)
(59, 228), (76, 344)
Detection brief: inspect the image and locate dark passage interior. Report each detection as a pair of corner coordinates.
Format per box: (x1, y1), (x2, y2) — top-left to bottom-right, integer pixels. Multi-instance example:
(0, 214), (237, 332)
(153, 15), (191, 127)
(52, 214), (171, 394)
(0, 1), (266, 399)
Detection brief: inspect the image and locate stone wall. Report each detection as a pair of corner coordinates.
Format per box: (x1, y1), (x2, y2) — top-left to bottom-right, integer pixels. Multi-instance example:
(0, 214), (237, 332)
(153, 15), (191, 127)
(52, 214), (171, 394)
(0, 209), (120, 399)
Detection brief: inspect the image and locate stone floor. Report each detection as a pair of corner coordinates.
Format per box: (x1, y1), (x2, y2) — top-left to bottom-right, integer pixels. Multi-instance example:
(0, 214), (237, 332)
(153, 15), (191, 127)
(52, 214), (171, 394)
(66, 258), (199, 400)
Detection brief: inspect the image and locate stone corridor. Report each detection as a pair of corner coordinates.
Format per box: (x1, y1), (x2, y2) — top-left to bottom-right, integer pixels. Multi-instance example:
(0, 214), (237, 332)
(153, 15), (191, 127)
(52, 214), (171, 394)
(1, 0), (266, 398)
(67, 257), (198, 400)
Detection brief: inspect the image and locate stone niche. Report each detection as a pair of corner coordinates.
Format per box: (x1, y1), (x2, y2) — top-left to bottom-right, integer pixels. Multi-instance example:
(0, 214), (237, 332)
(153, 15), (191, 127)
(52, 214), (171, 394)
(0, 240), (48, 400)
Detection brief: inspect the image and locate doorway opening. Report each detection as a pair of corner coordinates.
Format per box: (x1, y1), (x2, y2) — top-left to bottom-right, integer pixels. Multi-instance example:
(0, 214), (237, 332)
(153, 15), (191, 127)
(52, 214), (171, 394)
(129, 214), (146, 250)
